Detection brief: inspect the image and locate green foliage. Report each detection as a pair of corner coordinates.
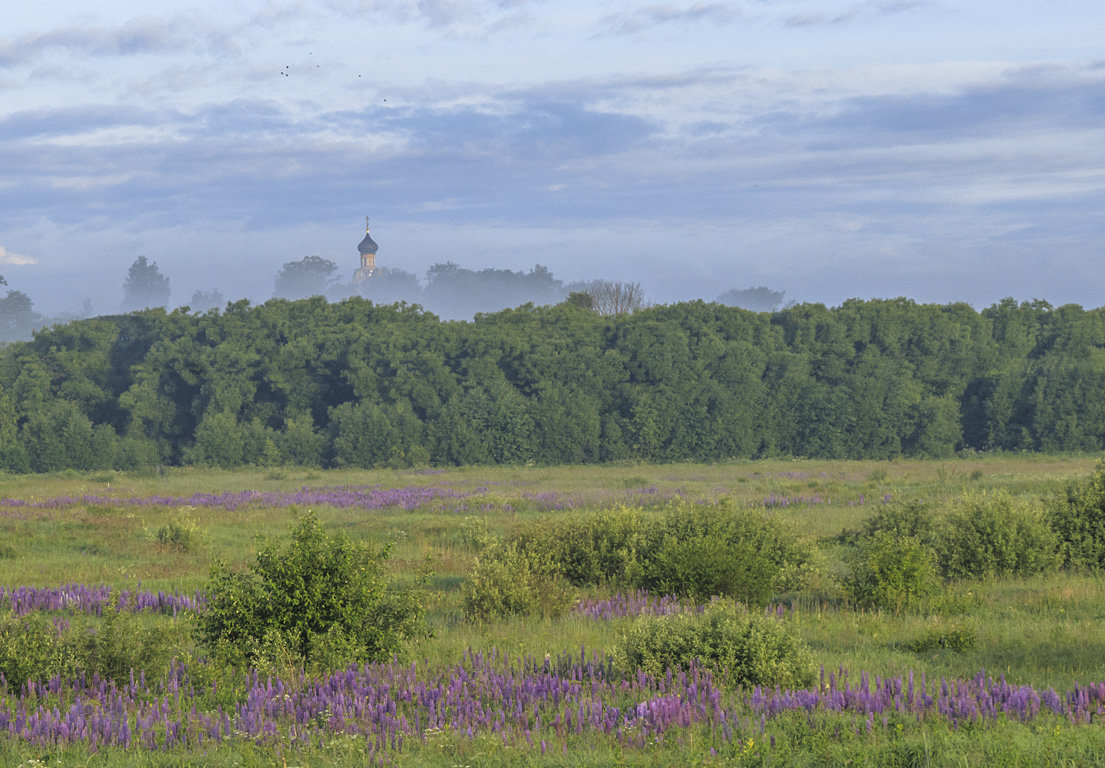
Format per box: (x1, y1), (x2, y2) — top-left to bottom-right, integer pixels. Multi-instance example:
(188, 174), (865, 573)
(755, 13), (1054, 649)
(461, 541), (575, 621)
(842, 500), (937, 546)
(844, 535), (942, 612)
(200, 511), (427, 669)
(1050, 462), (1105, 569)
(0, 609), (173, 690)
(0, 614), (81, 691)
(156, 509), (208, 553)
(5, 296), (1105, 473)
(77, 607), (175, 685)
(620, 601), (815, 689)
(907, 621), (977, 654)
(934, 491), (1059, 580)
(513, 501), (812, 604)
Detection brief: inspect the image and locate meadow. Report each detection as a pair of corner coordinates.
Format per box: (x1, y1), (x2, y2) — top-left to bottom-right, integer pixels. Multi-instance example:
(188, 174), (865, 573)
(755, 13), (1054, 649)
(2, 455), (1105, 766)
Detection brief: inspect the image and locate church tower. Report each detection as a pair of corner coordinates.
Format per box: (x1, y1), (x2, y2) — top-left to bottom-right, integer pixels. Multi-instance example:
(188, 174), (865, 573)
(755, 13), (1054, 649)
(354, 217), (378, 283)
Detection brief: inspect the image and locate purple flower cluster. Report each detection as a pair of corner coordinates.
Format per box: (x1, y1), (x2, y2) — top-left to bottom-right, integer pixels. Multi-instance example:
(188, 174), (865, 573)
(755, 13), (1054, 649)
(751, 667), (1105, 728)
(573, 592), (796, 621)
(760, 494), (827, 508)
(0, 650), (731, 752)
(0, 485), (467, 513)
(573, 591), (691, 620)
(2, 653), (1102, 755)
(0, 584), (205, 617)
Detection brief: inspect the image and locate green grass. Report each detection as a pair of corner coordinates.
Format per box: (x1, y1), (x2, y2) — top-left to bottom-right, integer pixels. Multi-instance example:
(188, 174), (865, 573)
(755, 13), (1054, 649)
(2, 455), (1105, 765)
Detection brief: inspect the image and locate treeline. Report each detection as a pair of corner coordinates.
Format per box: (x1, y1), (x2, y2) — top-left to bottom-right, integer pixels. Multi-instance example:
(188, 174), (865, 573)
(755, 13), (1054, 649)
(0, 296), (1103, 473)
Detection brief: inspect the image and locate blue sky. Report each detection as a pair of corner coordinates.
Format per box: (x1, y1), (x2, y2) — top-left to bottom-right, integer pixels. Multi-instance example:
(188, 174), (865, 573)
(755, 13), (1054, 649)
(1, 0), (1103, 314)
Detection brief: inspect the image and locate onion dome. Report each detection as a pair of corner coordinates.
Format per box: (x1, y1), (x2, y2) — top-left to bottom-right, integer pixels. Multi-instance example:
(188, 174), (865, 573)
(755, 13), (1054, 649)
(358, 230), (378, 255)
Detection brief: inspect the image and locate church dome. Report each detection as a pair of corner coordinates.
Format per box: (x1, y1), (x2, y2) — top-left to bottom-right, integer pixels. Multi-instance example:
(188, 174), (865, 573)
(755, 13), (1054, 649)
(358, 231), (378, 255)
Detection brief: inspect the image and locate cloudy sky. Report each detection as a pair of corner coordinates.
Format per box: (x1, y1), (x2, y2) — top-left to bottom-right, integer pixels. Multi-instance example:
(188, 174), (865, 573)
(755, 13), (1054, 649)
(1, 0), (1103, 315)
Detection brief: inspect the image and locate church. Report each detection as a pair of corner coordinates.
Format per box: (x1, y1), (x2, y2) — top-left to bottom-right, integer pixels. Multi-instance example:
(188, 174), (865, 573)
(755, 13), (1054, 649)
(353, 217), (378, 283)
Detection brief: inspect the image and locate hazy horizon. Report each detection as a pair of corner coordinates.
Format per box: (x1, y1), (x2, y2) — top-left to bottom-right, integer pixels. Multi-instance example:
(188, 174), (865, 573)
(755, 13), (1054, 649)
(2, 1), (1103, 316)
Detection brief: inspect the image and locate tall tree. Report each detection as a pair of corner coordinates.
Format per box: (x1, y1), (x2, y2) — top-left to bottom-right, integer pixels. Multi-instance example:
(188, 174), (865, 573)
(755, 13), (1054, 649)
(716, 286), (785, 313)
(583, 280), (646, 315)
(0, 289), (36, 342)
(274, 255), (339, 300)
(121, 257), (171, 311)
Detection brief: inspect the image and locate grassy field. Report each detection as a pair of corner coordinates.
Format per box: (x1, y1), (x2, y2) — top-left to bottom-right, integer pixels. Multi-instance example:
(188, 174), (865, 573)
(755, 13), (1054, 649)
(2, 455), (1105, 766)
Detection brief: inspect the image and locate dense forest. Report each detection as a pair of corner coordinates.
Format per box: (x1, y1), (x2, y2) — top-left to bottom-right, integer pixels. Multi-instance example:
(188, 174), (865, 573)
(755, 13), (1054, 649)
(0, 295), (1103, 473)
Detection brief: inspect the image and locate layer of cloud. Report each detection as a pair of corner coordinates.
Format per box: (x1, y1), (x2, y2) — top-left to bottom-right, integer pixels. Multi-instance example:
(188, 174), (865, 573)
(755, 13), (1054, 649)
(785, 0), (928, 28)
(601, 3), (741, 36)
(0, 16), (231, 69)
(0, 247), (37, 266)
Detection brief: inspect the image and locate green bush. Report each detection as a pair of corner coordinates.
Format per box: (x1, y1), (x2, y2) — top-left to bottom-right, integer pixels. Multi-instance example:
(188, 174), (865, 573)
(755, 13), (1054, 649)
(1050, 463), (1105, 569)
(839, 501), (937, 546)
(515, 505), (648, 586)
(461, 541), (574, 621)
(620, 601), (815, 689)
(844, 534), (941, 612)
(515, 500), (813, 604)
(0, 609), (173, 690)
(78, 607), (175, 685)
(935, 491), (1059, 580)
(907, 621), (977, 654)
(156, 509), (208, 553)
(0, 614), (81, 690)
(199, 511), (428, 670)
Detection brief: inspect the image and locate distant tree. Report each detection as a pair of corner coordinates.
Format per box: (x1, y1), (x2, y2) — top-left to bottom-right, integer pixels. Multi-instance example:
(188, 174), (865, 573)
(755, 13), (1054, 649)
(190, 289), (224, 312)
(716, 286), (785, 313)
(0, 274), (6, 285)
(0, 289), (36, 342)
(565, 291), (594, 310)
(355, 267), (423, 305)
(122, 257), (171, 311)
(585, 280), (646, 316)
(422, 262), (565, 319)
(274, 256), (339, 300)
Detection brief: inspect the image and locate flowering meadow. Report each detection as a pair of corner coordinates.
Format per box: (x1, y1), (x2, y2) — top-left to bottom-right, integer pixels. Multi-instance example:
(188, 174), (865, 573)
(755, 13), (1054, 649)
(2, 457), (1105, 766)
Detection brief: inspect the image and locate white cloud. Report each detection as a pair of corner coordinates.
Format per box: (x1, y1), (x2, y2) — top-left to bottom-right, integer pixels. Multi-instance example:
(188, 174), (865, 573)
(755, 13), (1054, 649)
(0, 246), (37, 265)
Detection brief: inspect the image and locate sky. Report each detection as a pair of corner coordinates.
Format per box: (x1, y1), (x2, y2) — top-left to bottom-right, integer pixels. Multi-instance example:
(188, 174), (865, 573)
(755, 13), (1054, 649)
(1, 0), (1104, 316)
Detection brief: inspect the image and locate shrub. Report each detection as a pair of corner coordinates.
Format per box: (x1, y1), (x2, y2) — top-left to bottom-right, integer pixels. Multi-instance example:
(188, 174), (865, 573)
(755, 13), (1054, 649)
(839, 501), (936, 546)
(0, 614), (81, 690)
(1050, 463), (1105, 569)
(934, 491), (1059, 580)
(620, 601), (815, 689)
(516, 505), (649, 587)
(461, 541), (574, 621)
(844, 534), (941, 612)
(156, 509), (208, 553)
(516, 500), (813, 605)
(907, 621), (977, 654)
(78, 607), (175, 685)
(199, 511), (427, 670)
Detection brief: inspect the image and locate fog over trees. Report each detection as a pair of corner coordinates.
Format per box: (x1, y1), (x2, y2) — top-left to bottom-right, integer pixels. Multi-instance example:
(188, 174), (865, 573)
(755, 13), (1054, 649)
(121, 257), (171, 312)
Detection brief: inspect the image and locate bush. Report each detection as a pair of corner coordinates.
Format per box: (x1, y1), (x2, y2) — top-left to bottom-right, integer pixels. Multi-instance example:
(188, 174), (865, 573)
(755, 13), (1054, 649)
(620, 601), (815, 689)
(199, 511), (427, 670)
(0, 609), (174, 690)
(934, 491), (1059, 580)
(844, 534), (941, 612)
(839, 501), (937, 546)
(1050, 463), (1105, 569)
(156, 509), (208, 553)
(515, 505), (648, 587)
(907, 621), (977, 654)
(78, 607), (175, 685)
(0, 614), (81, 690)
(461, 541), (574, 621)
(516, 500), (813, 605)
